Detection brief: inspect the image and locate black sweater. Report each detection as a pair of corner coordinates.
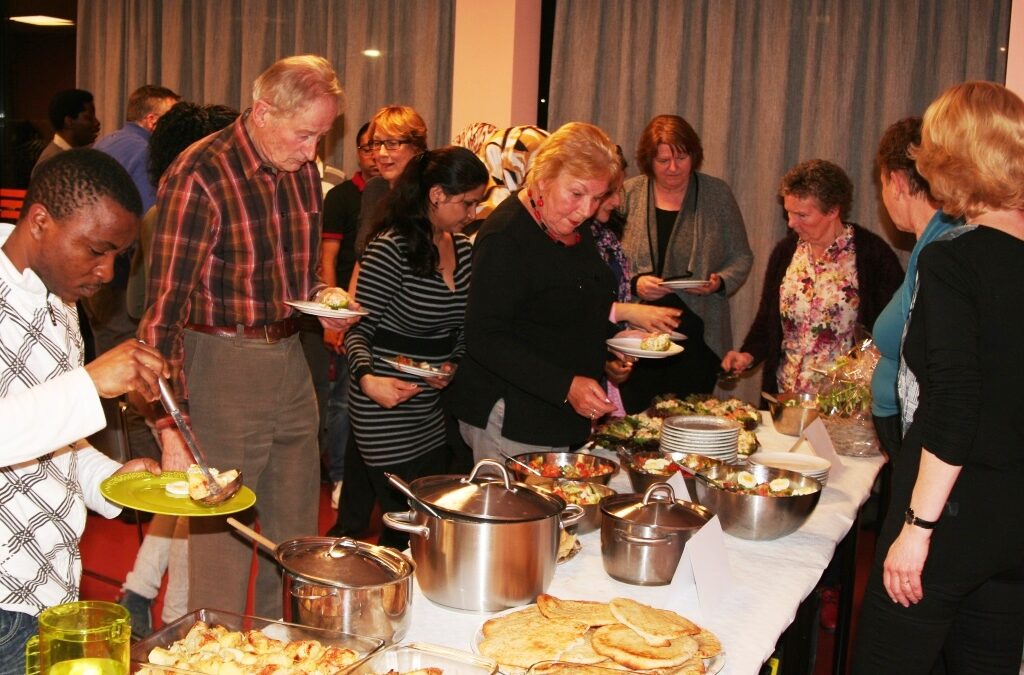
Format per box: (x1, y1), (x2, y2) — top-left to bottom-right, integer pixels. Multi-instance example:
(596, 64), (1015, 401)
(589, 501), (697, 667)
(740, 224), (903, 393)
(449, 195), (617, 446)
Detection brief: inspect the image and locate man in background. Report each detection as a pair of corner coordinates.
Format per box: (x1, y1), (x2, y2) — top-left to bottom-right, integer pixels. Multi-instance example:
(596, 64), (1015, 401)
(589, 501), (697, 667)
(140, 55), (355, 618)
(31, 89), (102, 177)
(95, 85), (180, 214)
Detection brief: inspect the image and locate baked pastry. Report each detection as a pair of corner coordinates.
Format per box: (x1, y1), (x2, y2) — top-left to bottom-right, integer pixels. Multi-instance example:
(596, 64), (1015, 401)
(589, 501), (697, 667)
(537, 594), (617, 627)
(608, 598), (700, 646)
(591, 624), (699, 670)
(186, 465), (239, 501)
(317, 287), (351, 310)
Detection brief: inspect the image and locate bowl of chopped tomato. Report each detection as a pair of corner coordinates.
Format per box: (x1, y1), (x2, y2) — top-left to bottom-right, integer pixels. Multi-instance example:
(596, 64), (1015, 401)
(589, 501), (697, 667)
(694, 463), (821, 540)
(505, 452), (618, 486)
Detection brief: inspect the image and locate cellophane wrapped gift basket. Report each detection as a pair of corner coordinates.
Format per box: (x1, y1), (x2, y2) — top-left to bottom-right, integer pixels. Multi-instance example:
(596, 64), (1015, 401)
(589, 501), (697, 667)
(816, 332), (883, 457)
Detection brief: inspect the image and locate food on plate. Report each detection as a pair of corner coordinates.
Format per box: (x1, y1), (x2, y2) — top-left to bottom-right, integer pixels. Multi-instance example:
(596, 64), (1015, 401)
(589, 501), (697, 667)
(317, 287), (351, 310)
(591, 624), (698, 670)
(715, 470), (816, 497)
(164, 480), (189, 497)
(140, 620), (359, 674)
(478, 613), (590, 669)
(640, 333), (672, 352)
(608, 598), (700, 647)
(557, 531), (578, 561)
(186, 465), (240, 501)
(393, 354), (445, 375)
(537, 594), (617, 627)
(528, 456), (614, 480)
(477, 596), (720, 672)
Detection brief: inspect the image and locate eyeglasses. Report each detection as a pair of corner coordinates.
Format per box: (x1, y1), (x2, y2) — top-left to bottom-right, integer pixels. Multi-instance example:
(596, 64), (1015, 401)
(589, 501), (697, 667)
(356, 144), (375, 154)
(368, 138), (414, 151)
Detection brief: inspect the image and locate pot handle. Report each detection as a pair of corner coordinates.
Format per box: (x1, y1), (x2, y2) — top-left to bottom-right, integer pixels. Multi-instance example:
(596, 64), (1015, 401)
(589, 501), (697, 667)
(615, 528), (671, 546)
(463, 458), (514, 489)
(382, 510), (431, 539)
(290, 584), (340, 601)
(558, 503), (586, 528)
(642, 482), (678, 505)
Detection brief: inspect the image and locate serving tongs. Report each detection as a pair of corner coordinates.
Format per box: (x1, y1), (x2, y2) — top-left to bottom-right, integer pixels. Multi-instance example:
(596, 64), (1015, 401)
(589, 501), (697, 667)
(157, 375), (242, 505)
(671, 460), (728, 490)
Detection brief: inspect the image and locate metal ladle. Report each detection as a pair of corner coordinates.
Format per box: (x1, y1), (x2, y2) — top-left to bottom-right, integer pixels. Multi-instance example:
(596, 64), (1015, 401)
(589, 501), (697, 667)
(157, 376), (242, 505)
(499, 450), (543, 477)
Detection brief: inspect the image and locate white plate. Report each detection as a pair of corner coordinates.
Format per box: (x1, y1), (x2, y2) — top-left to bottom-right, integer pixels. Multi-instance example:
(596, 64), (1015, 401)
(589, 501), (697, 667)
(471, 605), (725, 674)
(606, 338), (684, 359)
(379, 357), (451, 380)
(285, 299), (368, 319)
(663, 416), (742, 432)
(659, 279), (710, 289)
(668, 331), (688, 342)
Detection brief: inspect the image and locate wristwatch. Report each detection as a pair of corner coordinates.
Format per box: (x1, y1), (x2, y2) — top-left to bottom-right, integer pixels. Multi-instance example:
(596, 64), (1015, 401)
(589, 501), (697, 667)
(905, 507), (939, 529)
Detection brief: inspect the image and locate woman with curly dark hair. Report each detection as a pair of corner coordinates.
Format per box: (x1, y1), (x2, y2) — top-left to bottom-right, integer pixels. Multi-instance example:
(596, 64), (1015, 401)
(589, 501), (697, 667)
(344, 146), (487, 549)
(721, 159), (903, 394)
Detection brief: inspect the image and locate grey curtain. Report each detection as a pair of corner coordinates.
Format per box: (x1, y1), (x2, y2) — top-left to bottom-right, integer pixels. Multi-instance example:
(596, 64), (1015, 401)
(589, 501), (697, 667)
(549, 0), (1009, 400)
(76, 0), (454, 176)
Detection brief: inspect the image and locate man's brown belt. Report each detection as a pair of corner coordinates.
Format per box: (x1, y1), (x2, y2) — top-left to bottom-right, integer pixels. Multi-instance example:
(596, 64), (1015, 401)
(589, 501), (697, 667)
(186, 317), (301, 343)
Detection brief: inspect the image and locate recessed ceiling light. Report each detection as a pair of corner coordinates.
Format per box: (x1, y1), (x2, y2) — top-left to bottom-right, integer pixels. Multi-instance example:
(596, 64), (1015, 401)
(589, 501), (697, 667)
(362, 49), (381, 58)
(10, 15), (75, 26)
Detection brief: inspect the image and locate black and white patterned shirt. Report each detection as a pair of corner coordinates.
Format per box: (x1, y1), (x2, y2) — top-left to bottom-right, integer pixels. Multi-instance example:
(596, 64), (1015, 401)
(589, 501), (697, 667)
(0, 223), (119, 616)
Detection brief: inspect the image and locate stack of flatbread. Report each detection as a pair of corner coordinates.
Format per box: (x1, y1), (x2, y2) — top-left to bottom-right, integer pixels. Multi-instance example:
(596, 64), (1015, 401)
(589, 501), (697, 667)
(477, 595), (721, 673)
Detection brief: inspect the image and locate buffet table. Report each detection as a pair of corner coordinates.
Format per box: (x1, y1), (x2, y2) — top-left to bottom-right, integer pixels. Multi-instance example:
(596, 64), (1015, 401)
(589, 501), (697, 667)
(402, 414), (885, 674)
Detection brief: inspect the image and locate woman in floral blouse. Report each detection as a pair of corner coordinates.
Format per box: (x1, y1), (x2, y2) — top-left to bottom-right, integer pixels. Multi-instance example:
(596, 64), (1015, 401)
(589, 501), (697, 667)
(721, 160), (903, 394)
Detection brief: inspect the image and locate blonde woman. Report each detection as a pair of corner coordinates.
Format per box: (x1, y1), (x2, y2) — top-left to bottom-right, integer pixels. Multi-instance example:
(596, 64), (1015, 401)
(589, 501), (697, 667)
(451, 122), (637, 459)
(852, 82), (1024, 674)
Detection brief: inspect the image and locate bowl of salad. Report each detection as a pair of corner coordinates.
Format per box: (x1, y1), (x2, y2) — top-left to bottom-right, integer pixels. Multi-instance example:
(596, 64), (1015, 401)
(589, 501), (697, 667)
(504, 452), (618, 485)
(529, 478), (617, 533)
(622, 451), (726, 503)
(694, 463), (821, 540)
(767, 392), (820, 436)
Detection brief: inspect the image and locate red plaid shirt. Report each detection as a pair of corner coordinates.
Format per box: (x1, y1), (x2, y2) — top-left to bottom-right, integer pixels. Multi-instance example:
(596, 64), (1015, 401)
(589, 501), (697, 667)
(139, 112), (322, 399)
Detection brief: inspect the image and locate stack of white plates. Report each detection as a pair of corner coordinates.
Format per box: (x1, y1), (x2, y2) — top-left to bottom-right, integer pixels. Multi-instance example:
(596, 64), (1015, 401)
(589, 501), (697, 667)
(748, 452), (831, 486)
(659, 415), (740, 463)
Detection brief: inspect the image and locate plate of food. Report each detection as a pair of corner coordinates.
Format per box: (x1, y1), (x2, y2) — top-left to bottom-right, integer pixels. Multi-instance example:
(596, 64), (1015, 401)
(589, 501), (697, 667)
(472, 596), (723, 674)
(285, 289), (368, 319)
(379, 356), (452, 379)
(101, 470), (256, 516)
(606, 335), (684, 359)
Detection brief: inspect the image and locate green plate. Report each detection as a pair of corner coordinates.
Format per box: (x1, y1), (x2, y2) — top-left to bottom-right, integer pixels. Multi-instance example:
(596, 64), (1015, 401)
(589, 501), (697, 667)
(100, 471), (256, 516)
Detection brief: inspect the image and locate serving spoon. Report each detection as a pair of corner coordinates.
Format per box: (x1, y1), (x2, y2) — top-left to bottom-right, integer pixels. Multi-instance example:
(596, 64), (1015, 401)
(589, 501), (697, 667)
(499, 450), (543, 477)
(156, 376), (242, 505)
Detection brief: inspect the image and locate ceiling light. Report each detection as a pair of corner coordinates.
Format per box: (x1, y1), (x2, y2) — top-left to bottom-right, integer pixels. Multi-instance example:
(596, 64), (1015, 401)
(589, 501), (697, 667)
(11, 15), (75, 26)
(362, 49), (381, 58)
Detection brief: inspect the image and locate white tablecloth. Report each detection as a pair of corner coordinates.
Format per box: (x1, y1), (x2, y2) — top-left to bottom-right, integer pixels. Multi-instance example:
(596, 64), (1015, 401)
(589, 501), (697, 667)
(401, 414), (885, 674)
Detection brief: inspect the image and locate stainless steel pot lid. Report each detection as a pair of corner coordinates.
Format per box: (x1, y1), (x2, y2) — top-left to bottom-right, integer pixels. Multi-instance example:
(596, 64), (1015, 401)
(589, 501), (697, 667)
(408, 459), (565, 522)
(276, 537), (414, 589)
(601, 483), (712, 530)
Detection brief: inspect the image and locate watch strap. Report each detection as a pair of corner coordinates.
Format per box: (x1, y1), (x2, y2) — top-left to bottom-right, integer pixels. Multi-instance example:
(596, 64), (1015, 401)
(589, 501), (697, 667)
(905, 507), (938, 529)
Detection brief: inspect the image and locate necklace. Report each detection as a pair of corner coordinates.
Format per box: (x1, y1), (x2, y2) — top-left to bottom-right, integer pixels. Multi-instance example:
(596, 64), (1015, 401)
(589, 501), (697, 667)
(527, 188), (580, 246)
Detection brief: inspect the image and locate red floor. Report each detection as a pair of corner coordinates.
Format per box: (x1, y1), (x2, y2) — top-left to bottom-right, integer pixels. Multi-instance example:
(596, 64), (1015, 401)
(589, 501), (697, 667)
(79, 483), (874, 673)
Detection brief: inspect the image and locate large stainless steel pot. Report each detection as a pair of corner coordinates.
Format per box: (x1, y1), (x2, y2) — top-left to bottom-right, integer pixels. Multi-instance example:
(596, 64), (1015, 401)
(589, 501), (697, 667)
(383, 459), (584, 612)
(278, 537), (414, 644)
(600, 483), (712, 585)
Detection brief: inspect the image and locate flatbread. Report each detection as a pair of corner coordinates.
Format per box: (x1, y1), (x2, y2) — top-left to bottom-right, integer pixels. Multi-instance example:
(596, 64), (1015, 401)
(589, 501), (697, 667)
(528, 662), (618, 674)
(478, 618), (589, 669)
(651, 656), (707, 674)
(591, 624), (699, 670)
(559, 631), (606, 664)
(538, 594), (617, 627)
(693, 629), (722, 659)
(609, 598), (701, 646)
(481, 605), (547, 639)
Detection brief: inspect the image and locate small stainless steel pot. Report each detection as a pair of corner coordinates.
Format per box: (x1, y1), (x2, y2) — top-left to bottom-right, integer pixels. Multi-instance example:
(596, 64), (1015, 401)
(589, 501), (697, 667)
(600, 483), (712, 585)
(383, 459), (584, 612)
(279, 537), (414, 643)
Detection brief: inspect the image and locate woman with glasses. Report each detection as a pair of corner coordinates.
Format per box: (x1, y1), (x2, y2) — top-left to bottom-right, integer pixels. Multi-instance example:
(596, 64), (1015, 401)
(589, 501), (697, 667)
(345, 146), (487, 549)
(354, 105), (429, 255)
(721, 160), (902, 395)
(618, 114), (753, 412)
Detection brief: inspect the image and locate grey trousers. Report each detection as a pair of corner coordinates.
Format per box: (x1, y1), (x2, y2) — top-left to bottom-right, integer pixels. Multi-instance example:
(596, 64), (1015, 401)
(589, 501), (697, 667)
(184, 330), (320, 618)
